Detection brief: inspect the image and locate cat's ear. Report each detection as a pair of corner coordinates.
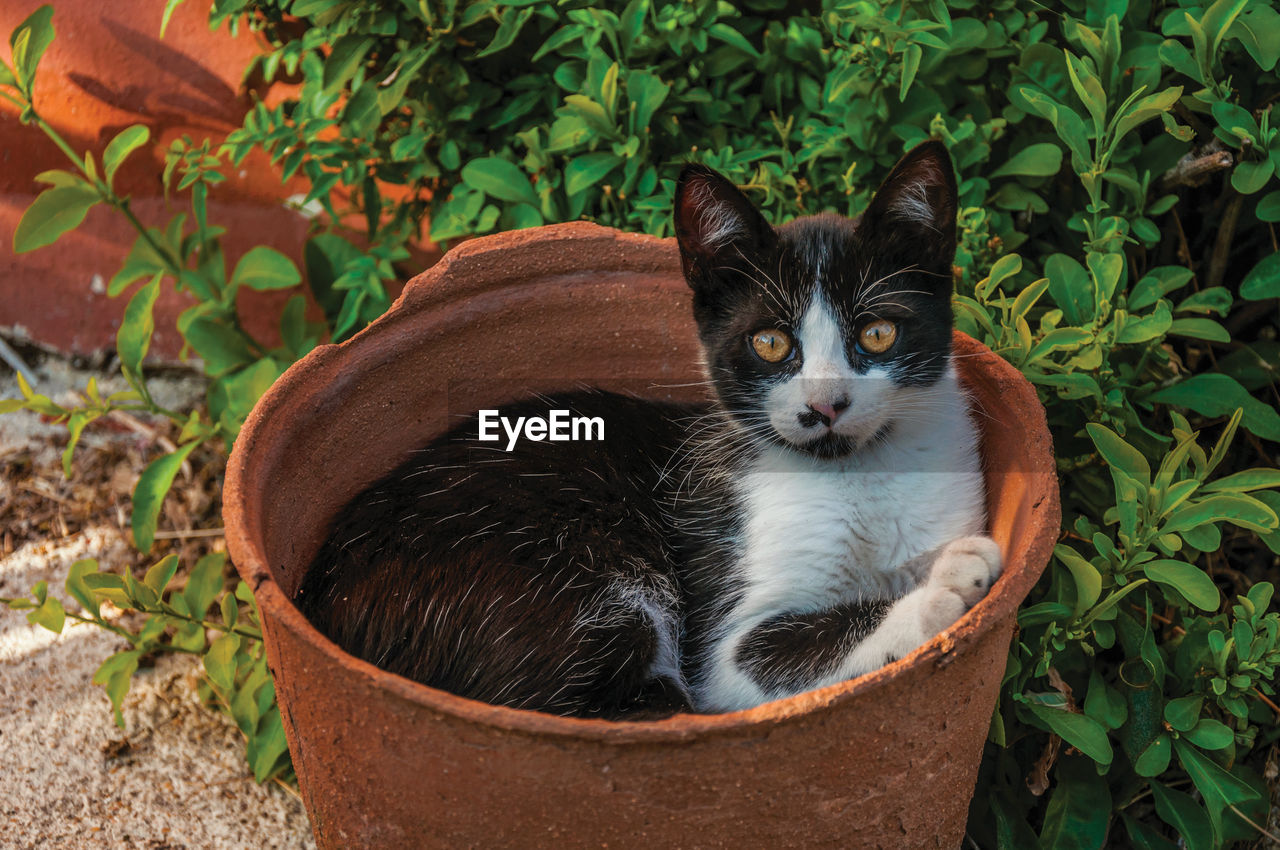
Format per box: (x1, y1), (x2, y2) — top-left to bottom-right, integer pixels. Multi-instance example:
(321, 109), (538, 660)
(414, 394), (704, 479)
(859, 141), (957, 266)
(674, 165), (772, 286)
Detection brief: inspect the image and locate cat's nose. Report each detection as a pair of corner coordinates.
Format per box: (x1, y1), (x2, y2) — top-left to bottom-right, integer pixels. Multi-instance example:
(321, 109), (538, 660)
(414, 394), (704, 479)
(804, 398), (850, 427)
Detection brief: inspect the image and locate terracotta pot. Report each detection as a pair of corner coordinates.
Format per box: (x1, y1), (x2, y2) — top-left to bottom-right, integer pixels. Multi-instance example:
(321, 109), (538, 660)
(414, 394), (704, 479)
(223, 223), (1060, 849)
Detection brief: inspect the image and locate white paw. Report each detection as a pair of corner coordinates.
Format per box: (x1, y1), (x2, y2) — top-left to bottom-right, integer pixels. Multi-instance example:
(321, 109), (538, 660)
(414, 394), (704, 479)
(920, 536), (1003, 637)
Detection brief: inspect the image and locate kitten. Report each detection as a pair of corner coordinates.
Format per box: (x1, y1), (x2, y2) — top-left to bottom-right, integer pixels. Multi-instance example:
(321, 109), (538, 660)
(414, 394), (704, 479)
(296, 141), (1001, 717)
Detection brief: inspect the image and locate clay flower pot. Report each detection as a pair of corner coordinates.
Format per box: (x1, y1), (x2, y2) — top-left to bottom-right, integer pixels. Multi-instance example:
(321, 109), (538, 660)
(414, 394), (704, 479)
(223, 223), (1060, 849)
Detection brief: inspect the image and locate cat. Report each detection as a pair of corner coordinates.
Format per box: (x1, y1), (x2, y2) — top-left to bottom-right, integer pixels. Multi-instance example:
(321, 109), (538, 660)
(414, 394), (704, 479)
(296, 140), (1001, 717)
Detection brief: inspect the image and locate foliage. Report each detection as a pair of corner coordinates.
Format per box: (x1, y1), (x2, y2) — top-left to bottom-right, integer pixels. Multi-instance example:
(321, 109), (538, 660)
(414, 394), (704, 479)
(4, 0), (1280, 845)
(0, 552), (293, 786)
(0, 6), (395, 554)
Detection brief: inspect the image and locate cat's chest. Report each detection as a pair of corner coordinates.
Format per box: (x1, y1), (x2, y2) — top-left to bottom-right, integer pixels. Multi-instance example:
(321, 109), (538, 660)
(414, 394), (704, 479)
(731, 447), (983, 604)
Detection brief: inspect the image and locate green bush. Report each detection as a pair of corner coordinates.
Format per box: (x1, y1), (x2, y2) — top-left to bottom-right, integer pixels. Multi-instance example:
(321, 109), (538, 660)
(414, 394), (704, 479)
(4, 0), (1280, 844)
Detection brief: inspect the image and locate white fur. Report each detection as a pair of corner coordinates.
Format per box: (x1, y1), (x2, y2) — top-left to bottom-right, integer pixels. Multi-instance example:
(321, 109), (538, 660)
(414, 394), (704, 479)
(766, 295), (913, 448)
(693, 365), (993, 711)
(690, 182), (747, 250)
(889, 179), (933, 224)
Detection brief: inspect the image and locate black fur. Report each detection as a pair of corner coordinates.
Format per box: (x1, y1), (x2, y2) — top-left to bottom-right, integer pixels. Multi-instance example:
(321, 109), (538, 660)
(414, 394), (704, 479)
(298, 142), (961, 716)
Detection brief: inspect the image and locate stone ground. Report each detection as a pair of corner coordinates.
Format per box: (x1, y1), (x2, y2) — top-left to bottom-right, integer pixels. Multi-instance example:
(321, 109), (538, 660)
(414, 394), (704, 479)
(0, 348), (313, 849)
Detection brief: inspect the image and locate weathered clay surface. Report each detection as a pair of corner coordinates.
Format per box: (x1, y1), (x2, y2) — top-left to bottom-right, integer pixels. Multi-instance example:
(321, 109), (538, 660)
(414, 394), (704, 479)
(224, 222), (1060, 849)
(0, 0), (309, 358)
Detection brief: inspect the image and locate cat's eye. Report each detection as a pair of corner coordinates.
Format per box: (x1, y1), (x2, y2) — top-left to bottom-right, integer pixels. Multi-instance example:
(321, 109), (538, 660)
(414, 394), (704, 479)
(858, 320), (898, 354)
(750, 329), (794, 363)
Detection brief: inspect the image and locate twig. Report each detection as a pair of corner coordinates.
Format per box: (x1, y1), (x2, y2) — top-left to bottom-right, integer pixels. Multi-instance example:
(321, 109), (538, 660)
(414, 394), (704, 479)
(107, 410), (179, 454)
(0, 336), (38, 387)
(1228, 804), (1280, 842)
(152, 527), (225, 540)
(1207, 188), (1244, 291)
(1160, 147), (1234, 190)
(19, 482), (71, 506)
(272, 776), (302, 802)
(1253, 687), (1280, 720)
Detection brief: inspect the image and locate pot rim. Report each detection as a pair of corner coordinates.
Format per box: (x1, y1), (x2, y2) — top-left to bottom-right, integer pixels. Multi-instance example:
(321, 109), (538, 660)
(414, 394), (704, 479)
(223, 221), (1060, 745)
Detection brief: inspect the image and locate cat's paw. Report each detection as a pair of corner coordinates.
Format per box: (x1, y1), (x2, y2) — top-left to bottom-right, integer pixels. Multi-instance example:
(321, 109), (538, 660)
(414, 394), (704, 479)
(919, 536), (1003, 637)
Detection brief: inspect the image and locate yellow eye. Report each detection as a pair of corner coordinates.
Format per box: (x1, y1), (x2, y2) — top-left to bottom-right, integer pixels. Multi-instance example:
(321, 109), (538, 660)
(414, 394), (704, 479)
(859, 320), (897, 354)
(750, 329), (793, 363)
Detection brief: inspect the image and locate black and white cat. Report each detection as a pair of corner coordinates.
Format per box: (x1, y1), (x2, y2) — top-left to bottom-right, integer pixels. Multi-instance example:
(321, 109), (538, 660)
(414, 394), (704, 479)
(297, 141), (1001, 717)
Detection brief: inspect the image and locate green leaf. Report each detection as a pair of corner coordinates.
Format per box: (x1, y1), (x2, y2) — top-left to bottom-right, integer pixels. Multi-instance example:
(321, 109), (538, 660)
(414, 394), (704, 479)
(1113, 86), (1182, 140)
(82, 572), (131, 607)
(26, 592), (65, 634)
(1241, 251), (1280, 301)
(899, 43), (922, 101)
(707, 23), (760, 57)
(322, 35), (373, 93)
(1256, 190), (1280, 222)
(1231, 160), (1273, 194)
(184, 552), (226, 619)
(1121, 813), (1179, 850)
(248, 706), (290, 783)
(220, 593), (238, 630)
(1231, 5), (1280, 70)
(1164, 492), (1278, 535)
(461, 157), (539, 207)
(564, 152), (622, 196)
(1175, 738), (1260, 805)
(230, 246), (301, 291)
(1115, 301), (1171, 344)
(92, 649), (141, 728)
(1144, 560), (1220, 610)
(1129, 266), (1193, 311)
(1086, 423), (1151, 486)
(183, 317), (256, 378)
(1203, 467), (1280, 493)
(131, 441), (200, 553)
(212, 357), (285, 434)
(1037, 756), (1111, 850)
(1168, 317), (1230, 343)
(1246, 580), (1274, 612)
(108, 232), (168, 296)
(1148, 375), (1280, 442)
(65, 558), (99, 617)
(1025, 703), (1114, 764)
(1174, 738), (1262, 841)
(1174, 287), (1232, 316)
(143, 554), (180, 596)
(1083, 669), (1127, 730)
(1149, 782), (1213, 850)
(159, 0), (186, 37)
(476, 8), (533, 58)
(1163, 694), (1203, 731)
(116, 275), (161, 377)
(626, 70), (669, 132)
(280, 294), (310, 358)
(204, 632), (241, 693)
(61, 409), (97, 477)
(990, 143), (1063, 179)
(102, 125), (150, 188)
(1044, 254), (1093, 325)
(1055, 545), (1102, 615)
(1184, 718), (1234, 750)
(13, 184), (100, 253)
(10, 5), (54, 91)
(1133, 733), (1171, 776)
(1027, 327), (1092, 361)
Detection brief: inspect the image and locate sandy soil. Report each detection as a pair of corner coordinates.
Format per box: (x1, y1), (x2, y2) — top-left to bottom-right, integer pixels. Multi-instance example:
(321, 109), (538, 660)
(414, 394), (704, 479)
(0, 349), (314, 849)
